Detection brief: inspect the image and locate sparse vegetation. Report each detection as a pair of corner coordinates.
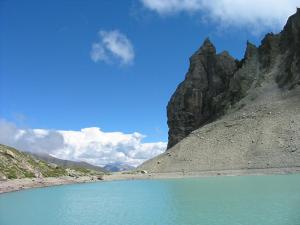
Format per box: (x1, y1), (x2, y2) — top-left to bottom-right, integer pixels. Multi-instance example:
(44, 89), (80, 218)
(0, 144), (105, 180)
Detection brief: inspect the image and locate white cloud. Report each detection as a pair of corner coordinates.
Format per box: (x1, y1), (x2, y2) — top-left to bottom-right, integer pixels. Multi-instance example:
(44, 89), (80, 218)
(141, 0), (202, 14)
(0, 119), (166, 167)
(140, 0), (300, 33)
(90, 30), (135, 65)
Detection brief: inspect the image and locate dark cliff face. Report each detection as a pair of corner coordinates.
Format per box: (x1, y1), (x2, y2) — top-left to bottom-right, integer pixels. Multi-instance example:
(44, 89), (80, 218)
(277, 8), (300, 88)
(167, 39), (238, 148)
(167, 9), (300, 149)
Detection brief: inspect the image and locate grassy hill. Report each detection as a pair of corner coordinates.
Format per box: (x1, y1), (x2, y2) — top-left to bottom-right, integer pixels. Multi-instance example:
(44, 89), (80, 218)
(0, 144), (105, 180)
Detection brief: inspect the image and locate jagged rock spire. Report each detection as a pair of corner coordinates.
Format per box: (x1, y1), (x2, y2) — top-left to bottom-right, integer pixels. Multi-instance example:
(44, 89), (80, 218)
(167, 37), (237, 149)
(195, 38), (216, 55)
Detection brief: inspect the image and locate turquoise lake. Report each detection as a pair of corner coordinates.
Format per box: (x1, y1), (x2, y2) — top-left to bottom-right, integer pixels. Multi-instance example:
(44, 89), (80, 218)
(0, 174), (300, 225)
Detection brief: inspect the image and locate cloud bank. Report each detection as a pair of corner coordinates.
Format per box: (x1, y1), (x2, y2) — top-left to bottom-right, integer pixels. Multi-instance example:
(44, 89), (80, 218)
(91, 30), (135, 65)
(0, 119), (166, 167)
(141, 0), (300, 33)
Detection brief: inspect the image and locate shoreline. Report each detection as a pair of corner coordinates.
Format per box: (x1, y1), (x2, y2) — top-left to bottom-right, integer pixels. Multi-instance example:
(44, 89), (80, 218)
(1, 167), (300, 194)
(103, 167), (300, 181)
(0, 176), (100, 194)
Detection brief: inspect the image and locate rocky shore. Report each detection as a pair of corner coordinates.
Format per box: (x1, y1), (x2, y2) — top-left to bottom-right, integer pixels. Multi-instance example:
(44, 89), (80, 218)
(1, 167), (300, 194)
(0, 176), (102, 194)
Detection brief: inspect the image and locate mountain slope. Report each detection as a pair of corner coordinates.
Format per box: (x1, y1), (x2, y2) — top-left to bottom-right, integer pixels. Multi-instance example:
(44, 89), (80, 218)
(28, 152), (107, 173)
(139, 10), (300, 173)
(139, 84), (300, 173)
(0, 144), (105, 180)
(167, 9), (300, 149)
(104, 162), (135, 172)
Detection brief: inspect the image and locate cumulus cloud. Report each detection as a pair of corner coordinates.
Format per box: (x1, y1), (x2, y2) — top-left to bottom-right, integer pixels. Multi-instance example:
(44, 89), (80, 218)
(0, 119), (166, 167)
(140, 0), (300, 33)
(141, 0), (202, 14)
(90, 30), (135, 65)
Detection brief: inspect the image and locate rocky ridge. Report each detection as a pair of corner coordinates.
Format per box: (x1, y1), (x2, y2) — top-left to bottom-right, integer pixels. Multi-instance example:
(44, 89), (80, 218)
(139, 9), (300, 173)
(28, 152), (107, 173)
(167, 9), (300, 149)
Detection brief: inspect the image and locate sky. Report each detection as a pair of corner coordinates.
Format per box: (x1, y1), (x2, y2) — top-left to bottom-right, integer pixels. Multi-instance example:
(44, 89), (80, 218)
(0, 0), (299, 167)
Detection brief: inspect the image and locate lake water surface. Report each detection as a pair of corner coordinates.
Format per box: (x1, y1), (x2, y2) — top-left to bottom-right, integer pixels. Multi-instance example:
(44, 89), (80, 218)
(1, 174), (300, 225)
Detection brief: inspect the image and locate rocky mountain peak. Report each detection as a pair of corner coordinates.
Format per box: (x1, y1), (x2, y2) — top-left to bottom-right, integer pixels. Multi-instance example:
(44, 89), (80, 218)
(189, 38), (217, 68)
(197, 38), (216, 54)
(167, 38), (238, 149)
(166, 10), (300, 149)
(245, 41), (257, 59)
(284, 7), (300, 30)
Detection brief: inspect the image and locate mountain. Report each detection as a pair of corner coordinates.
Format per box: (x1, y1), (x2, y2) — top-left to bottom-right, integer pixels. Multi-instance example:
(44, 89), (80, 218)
(139, 9), (300, 173)
(0, 144), (105, 180)
(104, 162), (135, 172)
(28, 152), (107, 173)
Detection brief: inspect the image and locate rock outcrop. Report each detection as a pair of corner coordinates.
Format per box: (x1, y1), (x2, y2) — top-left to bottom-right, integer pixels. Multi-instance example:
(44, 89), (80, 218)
(139, 9), (300, 173)
(167, 9), (300, 149)
(167, 39), (238, 148)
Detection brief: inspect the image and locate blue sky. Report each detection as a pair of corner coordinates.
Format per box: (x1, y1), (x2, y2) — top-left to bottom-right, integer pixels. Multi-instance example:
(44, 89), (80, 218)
(0, 0), (299, 166)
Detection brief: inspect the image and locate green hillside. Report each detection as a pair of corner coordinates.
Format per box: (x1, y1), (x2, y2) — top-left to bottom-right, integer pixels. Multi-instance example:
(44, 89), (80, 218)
(0, 144), (105, 180)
